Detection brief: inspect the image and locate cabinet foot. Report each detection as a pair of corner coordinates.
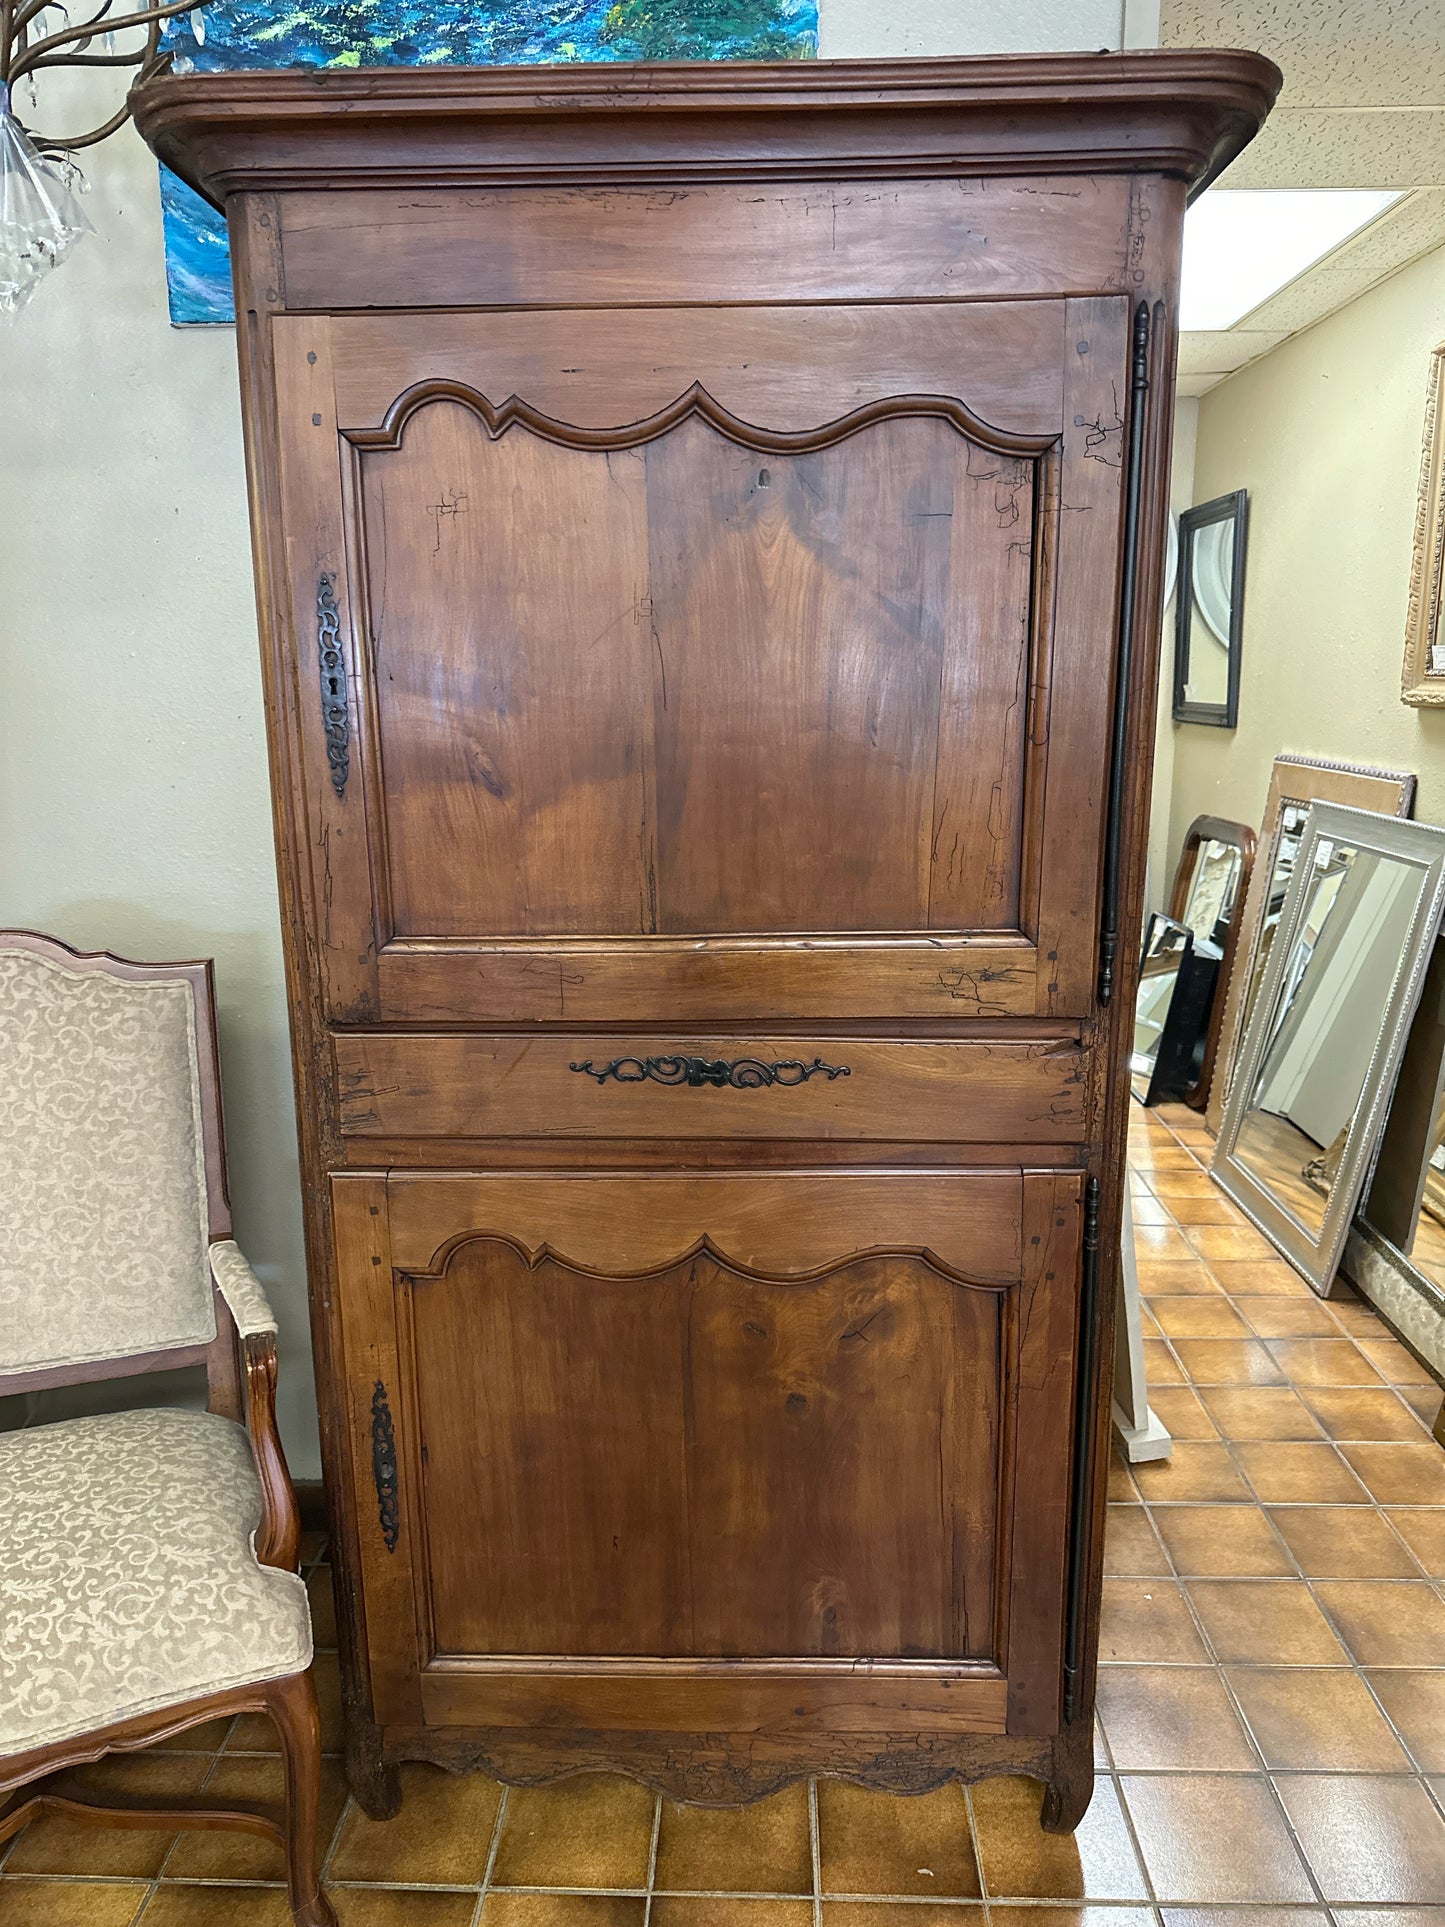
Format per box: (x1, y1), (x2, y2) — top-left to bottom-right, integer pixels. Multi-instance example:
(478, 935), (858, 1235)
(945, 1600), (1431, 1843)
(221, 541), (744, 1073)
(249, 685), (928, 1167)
(345, 1721), (402, 1821)
(1039, 1733), (1095, 1834)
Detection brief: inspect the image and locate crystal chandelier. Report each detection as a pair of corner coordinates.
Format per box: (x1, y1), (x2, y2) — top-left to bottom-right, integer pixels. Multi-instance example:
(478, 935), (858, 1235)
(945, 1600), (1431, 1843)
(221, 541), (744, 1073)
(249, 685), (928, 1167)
(1, 0), (211, 314)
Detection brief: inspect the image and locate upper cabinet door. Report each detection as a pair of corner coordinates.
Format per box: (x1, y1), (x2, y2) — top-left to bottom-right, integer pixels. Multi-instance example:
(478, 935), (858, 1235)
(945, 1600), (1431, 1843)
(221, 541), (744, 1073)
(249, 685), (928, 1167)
(274, 297), (1128, 1025)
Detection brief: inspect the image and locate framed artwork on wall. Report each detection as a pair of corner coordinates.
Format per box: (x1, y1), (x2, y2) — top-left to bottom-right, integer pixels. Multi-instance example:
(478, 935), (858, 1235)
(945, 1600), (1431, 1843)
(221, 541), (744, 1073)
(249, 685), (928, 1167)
(156, 1), (819, 325)
(1402, 341), (1445, 705)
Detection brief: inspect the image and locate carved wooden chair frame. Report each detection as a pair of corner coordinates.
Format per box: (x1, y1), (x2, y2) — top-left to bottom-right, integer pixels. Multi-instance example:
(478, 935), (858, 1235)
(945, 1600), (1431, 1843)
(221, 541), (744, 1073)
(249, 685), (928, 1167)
(0, 931), (335, 1927)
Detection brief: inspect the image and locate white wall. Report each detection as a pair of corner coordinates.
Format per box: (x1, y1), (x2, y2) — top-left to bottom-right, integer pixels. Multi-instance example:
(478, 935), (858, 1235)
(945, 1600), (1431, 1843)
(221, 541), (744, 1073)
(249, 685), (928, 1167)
(1, 4), (1159, 1474)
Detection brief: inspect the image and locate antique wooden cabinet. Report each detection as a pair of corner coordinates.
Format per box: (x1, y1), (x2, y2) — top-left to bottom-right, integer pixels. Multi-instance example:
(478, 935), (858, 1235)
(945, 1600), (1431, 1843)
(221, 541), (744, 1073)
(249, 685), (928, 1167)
(135, 53), (1276, 1827)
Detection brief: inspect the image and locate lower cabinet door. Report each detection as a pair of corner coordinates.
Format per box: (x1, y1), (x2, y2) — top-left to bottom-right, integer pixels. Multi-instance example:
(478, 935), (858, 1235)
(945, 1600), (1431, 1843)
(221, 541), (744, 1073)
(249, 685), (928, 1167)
(333, 1167), (1083, 1745)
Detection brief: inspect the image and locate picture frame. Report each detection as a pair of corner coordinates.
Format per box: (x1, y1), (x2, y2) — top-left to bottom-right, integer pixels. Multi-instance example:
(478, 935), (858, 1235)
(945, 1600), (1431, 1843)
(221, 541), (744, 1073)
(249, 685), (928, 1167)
(1402, 341), (1445, 706)
(1172, 490), (1248, 729)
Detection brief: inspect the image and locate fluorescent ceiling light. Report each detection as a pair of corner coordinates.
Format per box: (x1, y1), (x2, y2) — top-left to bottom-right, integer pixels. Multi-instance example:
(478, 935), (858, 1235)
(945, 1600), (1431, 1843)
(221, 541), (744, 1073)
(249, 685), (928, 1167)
(1179, 189), (1403, 332)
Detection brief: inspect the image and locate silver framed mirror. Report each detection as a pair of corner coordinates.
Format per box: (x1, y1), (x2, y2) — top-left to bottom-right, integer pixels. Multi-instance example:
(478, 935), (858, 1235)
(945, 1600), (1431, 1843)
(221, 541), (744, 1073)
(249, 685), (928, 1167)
(1205, 756), (1417, 1138)
(1212, 803), (1445, 1296)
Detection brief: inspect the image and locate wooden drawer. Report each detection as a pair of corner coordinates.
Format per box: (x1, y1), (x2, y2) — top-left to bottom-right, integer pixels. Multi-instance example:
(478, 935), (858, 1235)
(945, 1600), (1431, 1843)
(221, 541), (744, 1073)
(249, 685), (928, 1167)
(333, 1032), (1088, 1144)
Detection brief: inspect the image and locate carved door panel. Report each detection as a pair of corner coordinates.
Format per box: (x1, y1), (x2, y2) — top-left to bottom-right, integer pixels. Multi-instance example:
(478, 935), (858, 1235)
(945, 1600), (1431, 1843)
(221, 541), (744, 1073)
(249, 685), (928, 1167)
(273, 300), (1129, 1027)
(333, 1169), (1082, 1742)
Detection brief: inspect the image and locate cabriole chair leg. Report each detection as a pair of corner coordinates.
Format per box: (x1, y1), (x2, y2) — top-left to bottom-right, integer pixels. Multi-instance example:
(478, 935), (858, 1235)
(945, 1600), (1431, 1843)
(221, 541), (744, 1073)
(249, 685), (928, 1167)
(265, 1669), (339, 1927)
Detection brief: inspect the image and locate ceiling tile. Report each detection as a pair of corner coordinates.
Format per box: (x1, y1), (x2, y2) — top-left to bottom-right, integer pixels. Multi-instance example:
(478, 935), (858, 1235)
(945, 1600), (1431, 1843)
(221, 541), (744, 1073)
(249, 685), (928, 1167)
(1219, 109), (1445, 190)
(1161, 0), (1445, 110)
(1177, 330), (1290, 375)
(1163, 6), (1445, 397)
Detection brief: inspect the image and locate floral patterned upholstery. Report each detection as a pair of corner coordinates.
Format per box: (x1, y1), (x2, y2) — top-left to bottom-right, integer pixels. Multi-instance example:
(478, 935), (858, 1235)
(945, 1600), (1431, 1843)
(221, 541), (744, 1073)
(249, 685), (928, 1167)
(0, 1408), (312, 1755)
(209, 1239), (278, 1338)
(0, 945), (215, 1375)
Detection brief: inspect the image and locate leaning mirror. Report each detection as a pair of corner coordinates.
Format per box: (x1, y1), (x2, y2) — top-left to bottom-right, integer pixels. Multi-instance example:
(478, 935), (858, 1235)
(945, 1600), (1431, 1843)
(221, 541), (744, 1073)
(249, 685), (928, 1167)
(1131, 914), (1217, 1106)
(1213, 803), (1445, 1295)
(1167, 814), (1256, 1110)
(1173, 491), (1247, 728)
(1206, 756), (1417, 1138)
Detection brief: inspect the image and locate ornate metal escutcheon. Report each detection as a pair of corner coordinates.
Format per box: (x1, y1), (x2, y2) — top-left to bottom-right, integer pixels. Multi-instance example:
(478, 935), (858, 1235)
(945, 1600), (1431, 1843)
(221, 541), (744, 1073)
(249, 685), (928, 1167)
(370, 1379), (399, 1553)
(569, 1054), (851, 1089)
(316, 572), (350, 799)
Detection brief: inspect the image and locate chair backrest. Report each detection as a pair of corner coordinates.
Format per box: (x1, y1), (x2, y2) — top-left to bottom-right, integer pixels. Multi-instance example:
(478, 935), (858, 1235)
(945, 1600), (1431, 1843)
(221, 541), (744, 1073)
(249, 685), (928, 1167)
(0, 932), (231, 1382)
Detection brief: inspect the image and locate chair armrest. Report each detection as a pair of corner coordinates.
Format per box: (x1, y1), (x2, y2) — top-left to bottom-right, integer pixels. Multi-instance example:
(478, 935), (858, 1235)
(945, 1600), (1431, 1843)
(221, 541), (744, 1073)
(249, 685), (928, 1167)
(209, 1241), (300, 1574)
(209, 1239), (278, 1337)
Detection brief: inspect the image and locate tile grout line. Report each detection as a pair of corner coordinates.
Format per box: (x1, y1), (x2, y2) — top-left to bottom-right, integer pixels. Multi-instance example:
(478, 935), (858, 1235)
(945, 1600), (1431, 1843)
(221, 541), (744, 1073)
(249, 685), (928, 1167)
(316, 1786), (353, 1901)
(808, 1775), (821, 1927)
(469, 1781), (509, 1927)
(1214, 1421), (1445, 1804)
(143, 1714), (235, 1902)
(1212, 1423), (1445, 1784)
(1135, 1115), (1443, 1908)
(1090, 1693), (1165, 1921)
(1116, 1359), (1336, 1919)
(1142, 1124), (1445, 1789)
(641, 1789), (663, 1926)
(960, 1780), (988, 1922)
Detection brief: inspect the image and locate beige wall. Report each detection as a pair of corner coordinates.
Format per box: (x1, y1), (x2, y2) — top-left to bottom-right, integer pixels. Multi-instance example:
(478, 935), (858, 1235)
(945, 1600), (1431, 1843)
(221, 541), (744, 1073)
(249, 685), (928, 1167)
(0, 91), (317, 1462)
(819, 0), (1150, 55)
(1147, 398), (1199, 913)
(1164, 239), (1445, 868)
(1, 5), (1157, 1474)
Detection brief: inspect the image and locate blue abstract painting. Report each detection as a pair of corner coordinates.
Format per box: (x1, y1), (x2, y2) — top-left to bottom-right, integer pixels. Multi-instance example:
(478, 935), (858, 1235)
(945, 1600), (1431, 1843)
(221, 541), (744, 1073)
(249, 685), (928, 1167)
(159, 2), (818, 324)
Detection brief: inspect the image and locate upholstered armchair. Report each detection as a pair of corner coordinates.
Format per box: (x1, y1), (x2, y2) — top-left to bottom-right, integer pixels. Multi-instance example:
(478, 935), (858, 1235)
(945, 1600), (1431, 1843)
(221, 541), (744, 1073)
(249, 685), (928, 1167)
(0, 932), (335, 1927)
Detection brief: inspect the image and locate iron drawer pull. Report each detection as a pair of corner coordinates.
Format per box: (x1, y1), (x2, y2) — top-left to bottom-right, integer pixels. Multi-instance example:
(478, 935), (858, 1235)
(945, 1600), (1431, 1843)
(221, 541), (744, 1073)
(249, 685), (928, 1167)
(569, 1054), (851, 1089)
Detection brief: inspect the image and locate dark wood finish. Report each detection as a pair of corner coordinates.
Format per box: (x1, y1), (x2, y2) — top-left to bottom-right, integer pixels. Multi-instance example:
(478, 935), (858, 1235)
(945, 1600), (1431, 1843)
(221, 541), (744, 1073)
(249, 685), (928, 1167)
(1165, 815), (1257, 1111)
(0, 931), (331, 1927)
(130, 54), (1278, 1829)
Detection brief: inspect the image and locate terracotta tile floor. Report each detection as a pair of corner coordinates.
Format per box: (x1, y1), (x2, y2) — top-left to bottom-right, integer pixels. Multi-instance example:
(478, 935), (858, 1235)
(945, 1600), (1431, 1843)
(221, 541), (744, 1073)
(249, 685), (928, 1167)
(4, 1102), (1445, 1923)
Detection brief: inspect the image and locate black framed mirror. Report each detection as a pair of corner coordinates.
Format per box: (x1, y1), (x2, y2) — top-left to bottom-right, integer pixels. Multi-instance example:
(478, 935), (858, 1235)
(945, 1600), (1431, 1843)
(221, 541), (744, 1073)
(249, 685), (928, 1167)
(1173, 489), (1248, 729)
(1131, 913), (1219, 1106)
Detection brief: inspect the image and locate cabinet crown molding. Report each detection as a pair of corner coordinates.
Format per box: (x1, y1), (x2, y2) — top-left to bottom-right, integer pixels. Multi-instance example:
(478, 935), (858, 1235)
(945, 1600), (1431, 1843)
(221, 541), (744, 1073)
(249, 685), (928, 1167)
(130, 50), (1280, 206)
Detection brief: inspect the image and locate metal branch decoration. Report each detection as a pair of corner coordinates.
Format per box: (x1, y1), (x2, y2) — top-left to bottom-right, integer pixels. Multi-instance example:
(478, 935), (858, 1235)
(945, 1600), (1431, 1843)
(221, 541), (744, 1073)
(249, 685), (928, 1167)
(0, 0), (212, 312)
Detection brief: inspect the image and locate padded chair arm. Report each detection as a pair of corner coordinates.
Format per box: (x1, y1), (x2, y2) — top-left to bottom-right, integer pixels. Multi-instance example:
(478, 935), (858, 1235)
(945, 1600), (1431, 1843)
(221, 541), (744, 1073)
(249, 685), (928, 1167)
(210, 1242), (300, 1575)
(209, 1240), (278, 1338)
